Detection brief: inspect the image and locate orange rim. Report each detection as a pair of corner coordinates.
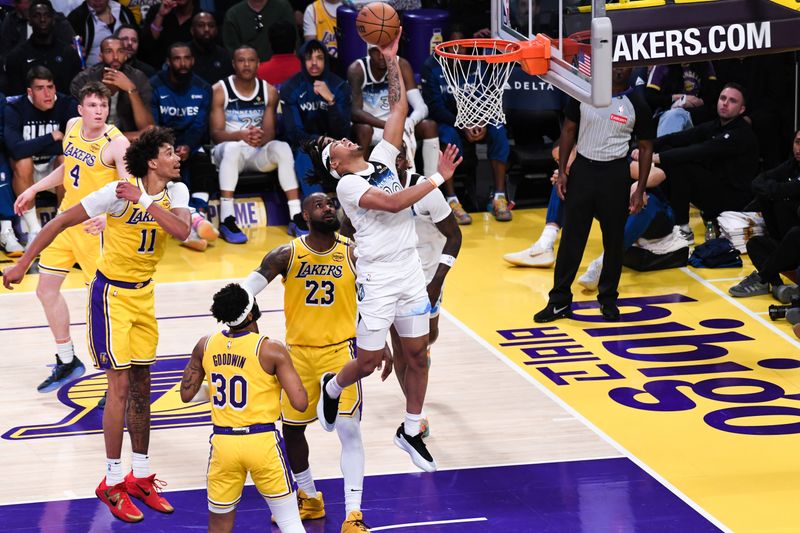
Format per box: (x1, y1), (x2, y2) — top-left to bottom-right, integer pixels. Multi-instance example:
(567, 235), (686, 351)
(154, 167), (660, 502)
(434, 38), (522, 62)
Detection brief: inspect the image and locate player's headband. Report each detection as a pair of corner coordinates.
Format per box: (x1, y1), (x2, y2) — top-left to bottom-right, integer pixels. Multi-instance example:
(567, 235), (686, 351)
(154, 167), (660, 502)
(226, 291), (258, 328)
(321, 143), (342, 180)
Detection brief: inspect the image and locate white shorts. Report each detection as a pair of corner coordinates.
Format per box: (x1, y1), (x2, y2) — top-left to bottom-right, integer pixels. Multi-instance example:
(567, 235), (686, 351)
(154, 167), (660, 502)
(356, 260), (430, 348)
(212, 140), (285, 173)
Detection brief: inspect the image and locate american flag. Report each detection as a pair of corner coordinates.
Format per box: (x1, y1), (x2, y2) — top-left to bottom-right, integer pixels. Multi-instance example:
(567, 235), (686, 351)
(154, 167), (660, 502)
(577, 50), (592, 77)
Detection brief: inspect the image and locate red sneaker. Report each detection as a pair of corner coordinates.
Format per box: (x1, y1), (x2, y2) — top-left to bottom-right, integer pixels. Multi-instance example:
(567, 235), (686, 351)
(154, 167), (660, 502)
(125, 471), (175, 514)
(96, 477), (144, 523)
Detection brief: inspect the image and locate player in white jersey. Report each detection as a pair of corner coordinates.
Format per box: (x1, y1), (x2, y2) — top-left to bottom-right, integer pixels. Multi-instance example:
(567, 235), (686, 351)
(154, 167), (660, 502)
(210, 45), (301, 244)
(303, 30), (461, 473)
(389, 142), (461, 437)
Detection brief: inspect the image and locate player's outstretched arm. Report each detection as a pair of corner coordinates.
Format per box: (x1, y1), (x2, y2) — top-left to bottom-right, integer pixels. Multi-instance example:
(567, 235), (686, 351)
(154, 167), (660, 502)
(243, 244), (291, 296)
(380, 28), (406, 149)
(358, 143), (462, 213)
(260, 339), (308, 412)
(115, 181), (191, 241)
(180, 336), (208, 403)
(13, 163), (65, 215)
(2, 203), (90, 289)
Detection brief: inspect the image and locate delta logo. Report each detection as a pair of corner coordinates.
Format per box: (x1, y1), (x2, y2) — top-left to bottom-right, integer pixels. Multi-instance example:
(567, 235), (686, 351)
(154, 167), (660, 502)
(2, 354), (211, 440)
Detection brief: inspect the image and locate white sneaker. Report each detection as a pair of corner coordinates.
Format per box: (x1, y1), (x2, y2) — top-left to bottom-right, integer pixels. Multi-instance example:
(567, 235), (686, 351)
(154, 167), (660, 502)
(578, 259), (603, 291)
(24, 230), (40, 252)
(503, 241), (555, 267)
(0, 228), (23, 257)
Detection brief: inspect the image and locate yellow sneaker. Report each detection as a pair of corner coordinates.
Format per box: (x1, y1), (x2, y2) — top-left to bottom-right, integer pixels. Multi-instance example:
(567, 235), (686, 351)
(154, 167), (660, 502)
(298, 489), (325, 520)
(341, 510), (370, 532)
(192, 213), (219, 242)
(492, 196), (512, 221)
(181, 238), (208, 251)
(448, 200), (472, 225)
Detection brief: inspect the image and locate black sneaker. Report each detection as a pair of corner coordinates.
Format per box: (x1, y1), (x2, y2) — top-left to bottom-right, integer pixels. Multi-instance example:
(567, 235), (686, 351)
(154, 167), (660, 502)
(729, 271), (769, 298)
(219, 215), (247, 244)
(38, 355), (86, 393)
(533, 303), (572, 323)
(393, 424), (437, 472)
(316, 373), (339, 432)
(97, 390), (107, 409)
(601, 303), (620, 322)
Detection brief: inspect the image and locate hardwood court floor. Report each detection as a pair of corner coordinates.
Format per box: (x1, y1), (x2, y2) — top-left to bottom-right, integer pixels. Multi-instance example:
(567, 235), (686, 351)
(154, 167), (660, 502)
(1, 207), (796, 532)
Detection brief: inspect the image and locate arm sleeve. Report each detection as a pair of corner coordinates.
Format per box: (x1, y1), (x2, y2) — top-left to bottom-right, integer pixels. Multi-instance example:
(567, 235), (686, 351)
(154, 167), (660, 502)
(407, 88), (428, 124)
(81, 182), (126, 217)
(166, 181), (190, 209)
(3, 105), (60, 160)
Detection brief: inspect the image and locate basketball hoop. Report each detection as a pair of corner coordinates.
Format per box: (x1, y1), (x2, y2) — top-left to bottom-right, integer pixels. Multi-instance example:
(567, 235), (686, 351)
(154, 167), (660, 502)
(434, 35), (551, 128)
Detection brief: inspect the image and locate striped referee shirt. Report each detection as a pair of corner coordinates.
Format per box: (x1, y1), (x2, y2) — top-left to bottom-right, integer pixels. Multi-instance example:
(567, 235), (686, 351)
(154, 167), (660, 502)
(565, 89), (655, 162)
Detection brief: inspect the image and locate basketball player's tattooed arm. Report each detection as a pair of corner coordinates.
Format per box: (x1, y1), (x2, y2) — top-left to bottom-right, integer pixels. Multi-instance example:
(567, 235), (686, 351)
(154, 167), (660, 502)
(180, 336), (208, 403)
(427, 212), (462, 306)
(260, 339), (308, 412)
(256, 244), (292, 283)
(379, 29), (406, 149)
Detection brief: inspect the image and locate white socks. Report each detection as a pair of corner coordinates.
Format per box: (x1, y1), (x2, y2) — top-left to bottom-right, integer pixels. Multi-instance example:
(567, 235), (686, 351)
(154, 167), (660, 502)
(293, 467), (317, 498)
(287, 199), (301, 219)
(191, 192), (209, 203)
(106, 458), (123, 485)
(22, 208), (41, 233)
(56, 340), (75, 365)
(132, 452), (149, 478)
(325, 375), (344, 399)
(404, 411), (423, 436)
(265, 494), (305, 533)
(220, 197), (234, 221)
(494, 192), (506, 200)
(537, 225), (559, 250)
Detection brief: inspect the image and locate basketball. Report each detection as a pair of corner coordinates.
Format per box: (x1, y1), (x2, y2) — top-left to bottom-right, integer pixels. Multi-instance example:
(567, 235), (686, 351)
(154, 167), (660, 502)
(356, 2), (400, 47)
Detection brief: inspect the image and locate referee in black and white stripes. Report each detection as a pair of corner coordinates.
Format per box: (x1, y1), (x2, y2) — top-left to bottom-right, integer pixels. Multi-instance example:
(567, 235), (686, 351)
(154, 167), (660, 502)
(535, 66), (655, 322)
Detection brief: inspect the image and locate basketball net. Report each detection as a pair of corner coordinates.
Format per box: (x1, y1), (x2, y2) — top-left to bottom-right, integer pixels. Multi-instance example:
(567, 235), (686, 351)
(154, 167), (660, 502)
(435, 41), (517, 129)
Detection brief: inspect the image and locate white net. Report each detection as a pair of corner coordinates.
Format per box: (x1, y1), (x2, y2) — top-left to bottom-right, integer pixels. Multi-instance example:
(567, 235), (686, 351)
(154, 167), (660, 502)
(435, 41), (518, 129)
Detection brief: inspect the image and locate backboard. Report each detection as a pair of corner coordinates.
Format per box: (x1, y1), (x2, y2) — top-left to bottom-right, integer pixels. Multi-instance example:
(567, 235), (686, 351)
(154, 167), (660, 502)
(494, 0), (612, 107)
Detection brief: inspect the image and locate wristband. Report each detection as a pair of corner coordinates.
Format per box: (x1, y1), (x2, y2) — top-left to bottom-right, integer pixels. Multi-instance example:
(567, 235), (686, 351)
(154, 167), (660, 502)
(427, 172), (444, 187)
(439, 254), (456, 267)
(139, 194), (153, 209)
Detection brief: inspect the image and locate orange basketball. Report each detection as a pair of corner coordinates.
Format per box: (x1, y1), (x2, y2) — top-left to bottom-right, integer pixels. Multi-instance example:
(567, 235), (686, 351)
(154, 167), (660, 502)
(356, 2), (401, 47)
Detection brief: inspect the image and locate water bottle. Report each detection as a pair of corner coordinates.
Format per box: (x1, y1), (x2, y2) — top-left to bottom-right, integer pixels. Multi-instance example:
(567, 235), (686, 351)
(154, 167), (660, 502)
(704, 220), (716, 242)
(73, 35), (86, 69)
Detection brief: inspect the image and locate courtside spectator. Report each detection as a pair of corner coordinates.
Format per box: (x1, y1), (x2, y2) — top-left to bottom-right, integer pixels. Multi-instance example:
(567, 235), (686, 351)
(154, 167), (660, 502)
(0, 92), (24, 257)
(70, 36), (154, 139)
(222, 0), (294, 62)
(140, 0), (201, 69)
(645, 61), (718, 136)
(67, 0), (137, 67)
(750, 129), (800, 241)
(257, 19), (300, 87)
(0, 0), (74, 54)
(150, 42), (215, 213)
(114, 24), (156, 77)
(280, 39), (350, 196)
(190, 11), (233, 85)
(5, 66), (77, 244)
(4, 0), (82, 95)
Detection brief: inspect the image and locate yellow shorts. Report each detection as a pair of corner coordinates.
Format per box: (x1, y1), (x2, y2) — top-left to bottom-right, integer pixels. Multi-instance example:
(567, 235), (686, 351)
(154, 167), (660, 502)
(207, 428), (295, 512)
(282, 338), (361, 425)
(87, 271), (157, 370)
(38, 224), (101, 283)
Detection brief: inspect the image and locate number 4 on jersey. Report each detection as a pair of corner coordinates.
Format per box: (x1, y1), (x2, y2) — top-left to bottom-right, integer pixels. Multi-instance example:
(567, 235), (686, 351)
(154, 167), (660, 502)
(69, 166), (80, 187)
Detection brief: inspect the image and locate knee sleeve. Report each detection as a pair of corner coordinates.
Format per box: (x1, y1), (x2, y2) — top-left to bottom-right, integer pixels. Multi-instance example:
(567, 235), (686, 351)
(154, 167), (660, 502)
(356, 319), (389, 351)
(268, 141), (299, 192)
(218, 143), (242, 192)
(335, 416), (364, 492)
(421, 137), (439, 177)
(265, 494), (305, 533)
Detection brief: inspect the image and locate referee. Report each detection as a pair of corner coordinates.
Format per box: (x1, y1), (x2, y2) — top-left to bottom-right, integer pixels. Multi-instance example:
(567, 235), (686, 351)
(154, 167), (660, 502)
(534, 66), (655, 322)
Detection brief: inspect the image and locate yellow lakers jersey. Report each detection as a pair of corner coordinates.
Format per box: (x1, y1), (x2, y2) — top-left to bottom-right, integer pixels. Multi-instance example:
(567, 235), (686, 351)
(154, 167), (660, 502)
(61, 119), (123, 212)
(202, 330), (282, 427)
(282, 234), (356, 346)
(313, 0), (338, 58)
(96, 178), (171, 283)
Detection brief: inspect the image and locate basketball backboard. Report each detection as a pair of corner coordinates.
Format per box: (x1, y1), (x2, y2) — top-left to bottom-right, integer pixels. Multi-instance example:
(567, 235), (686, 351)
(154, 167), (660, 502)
(494, 0), (612, 107)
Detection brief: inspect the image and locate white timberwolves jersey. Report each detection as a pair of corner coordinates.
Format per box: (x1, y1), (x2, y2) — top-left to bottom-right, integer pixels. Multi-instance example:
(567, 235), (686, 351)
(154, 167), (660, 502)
(356, 57), (390, 121)
(218, 76), (269, 131)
